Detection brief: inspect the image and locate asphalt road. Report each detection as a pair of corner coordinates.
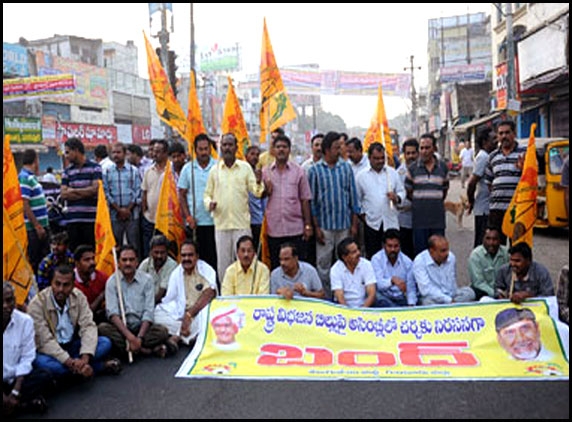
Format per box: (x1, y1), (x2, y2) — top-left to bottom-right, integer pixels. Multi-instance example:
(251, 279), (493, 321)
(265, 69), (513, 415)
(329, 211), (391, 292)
(20, 178), (570, 420)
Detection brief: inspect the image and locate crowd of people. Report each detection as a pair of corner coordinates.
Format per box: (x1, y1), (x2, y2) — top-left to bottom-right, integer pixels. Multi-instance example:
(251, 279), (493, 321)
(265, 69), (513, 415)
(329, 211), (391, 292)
(4, 122), (569, 416)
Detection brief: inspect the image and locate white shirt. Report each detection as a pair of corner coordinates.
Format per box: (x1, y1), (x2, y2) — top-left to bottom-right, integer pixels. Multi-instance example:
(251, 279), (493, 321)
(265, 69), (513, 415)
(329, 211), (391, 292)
(350, 154), (370, 178)
(41, 172), (59, 184)
(356, 166), (405, 231)
(330, 258), (376, 308)
(3, 309), (36, 384)
(460, 147), (474, 167)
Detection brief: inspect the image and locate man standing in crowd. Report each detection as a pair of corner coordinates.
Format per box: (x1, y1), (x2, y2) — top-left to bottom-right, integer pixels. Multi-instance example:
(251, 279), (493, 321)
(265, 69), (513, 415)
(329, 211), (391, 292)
(126, 144), (152, 182)
(98, 245), (171, 360)
(18, 149), (50, 273)
(154, 239), (217, 347)
(103, 142), (141, 254)
(459, 139), (474, 189)
(93, 145), (114, 173)
(301, 132), (324, 177)
(346, 137), (369, 177)
(308, 131), (360, 298)
(412, 234), (475, 305)
(178, 134), (218, 272)
(221, 235), (270, 296)
(60, 137), (102, 251)
(356, 142), (404, 259)
(484, 120), (525, 244)
(495, 242), (554, 305)
(138, 234), (178, 304)
(396, 138), (419, 259)
(141, 139), (169, 258)
(245, 145), (266, 252)
(405, 133), (449, 255)
(467, 127), (497, 248)
(204, 133), (265, 280)
(168, 142), (187, 185)
(263, 134), (313, 270)
(330, 237), (377, 308)
(270, 242), (325, 300)
(468, 226), (509, 300)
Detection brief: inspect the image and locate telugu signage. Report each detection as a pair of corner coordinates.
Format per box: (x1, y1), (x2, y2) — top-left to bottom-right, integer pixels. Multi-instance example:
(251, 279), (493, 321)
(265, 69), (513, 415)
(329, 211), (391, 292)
(3, 117), (42, 144)
(199, 43), (240, 73)
(3, 74), (76, 102)
(177, 296), (568, 381)
(3, 42), (29, 77)
(58, 122), (117, 146)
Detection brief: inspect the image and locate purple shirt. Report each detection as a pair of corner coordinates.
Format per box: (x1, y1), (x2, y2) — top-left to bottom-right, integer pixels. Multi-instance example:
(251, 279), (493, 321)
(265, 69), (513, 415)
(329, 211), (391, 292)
(263, 161), (312, 237)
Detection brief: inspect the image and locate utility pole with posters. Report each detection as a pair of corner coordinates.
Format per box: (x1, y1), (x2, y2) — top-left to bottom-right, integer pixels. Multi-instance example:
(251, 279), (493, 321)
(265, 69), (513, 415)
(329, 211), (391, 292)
(404, 55), (421, 138)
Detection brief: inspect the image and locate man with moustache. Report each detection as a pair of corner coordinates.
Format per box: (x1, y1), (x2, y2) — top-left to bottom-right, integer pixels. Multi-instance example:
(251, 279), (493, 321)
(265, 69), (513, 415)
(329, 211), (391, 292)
(395, 138), (419, 259)
(154, 239), (217, 348)
(73, 245), (108, 323)
(138, 234), (178, 304)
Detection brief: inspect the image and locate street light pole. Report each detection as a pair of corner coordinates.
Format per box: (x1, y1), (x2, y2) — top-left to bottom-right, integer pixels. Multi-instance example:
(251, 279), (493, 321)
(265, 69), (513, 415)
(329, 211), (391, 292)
(404, 55), (421, 138)
(159, 3), (173, 140)
(505, 2), (516, 103)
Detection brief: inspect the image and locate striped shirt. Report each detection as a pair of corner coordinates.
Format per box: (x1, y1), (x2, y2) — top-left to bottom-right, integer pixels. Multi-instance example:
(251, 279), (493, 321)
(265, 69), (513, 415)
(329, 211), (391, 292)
(484, 143), (526, 211)
(18, 167), (49, 230)
(404, 158), (449, 229)
(103, 162), (141, 220)
(308, 159), (360, 230)
(61, 160), (102, 223)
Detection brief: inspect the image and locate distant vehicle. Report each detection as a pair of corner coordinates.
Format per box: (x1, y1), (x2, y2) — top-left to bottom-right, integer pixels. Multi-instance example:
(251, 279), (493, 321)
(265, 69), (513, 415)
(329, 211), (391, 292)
(518, 137), (569, 229)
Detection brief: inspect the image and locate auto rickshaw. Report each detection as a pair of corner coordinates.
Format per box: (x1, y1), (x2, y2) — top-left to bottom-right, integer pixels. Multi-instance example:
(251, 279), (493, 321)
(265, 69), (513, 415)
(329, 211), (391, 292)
(518, 137), (569, 229)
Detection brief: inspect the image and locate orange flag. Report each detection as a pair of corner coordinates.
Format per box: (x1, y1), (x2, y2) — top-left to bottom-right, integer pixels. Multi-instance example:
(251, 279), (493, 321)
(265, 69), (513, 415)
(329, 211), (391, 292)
(3, 135), (28, 250)
(3, 205), (35, 306)
(94, 180), (117, 278)
(143, 31), (192, 149)
(222, 76), (251, 160)
(502, 123), (538, 248)
(187, 70), (207, 155)
(259, 18), (296, 144)
(155, 161), (186, 260)
(258, 216), (271, 268)
(363, 83), (394, 167)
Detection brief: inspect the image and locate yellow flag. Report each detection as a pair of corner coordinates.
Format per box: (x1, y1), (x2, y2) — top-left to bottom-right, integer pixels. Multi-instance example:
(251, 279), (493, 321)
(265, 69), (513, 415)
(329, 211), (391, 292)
(94, 180), (117, 278)
(3, 205), (34, 306)
(3, 135), (28, 250)
(143, 31), (192, 149)
(502, 123), (538, 248)
(363, 83), (394, 167)
(259, 18), (296, 144)
(155, 161), (186, 260)
(222, 76), (251, 160)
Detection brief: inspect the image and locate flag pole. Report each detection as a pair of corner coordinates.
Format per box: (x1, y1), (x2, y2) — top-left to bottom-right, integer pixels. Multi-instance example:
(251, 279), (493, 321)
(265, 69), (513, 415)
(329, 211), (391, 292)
(112, 247), (133, 363)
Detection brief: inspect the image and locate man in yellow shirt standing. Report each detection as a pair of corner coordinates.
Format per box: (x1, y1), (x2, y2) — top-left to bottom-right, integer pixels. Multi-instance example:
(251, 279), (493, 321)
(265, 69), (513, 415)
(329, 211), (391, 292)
(204, 133), (266, 279)
(221, 235), (270, 295)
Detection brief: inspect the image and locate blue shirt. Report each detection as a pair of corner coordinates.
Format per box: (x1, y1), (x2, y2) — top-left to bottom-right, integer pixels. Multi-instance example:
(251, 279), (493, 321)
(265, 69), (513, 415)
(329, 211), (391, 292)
(371, 249), (416, 305)
(178, 158), (216, 226)
(103, 162), (141, 220)
(308, 159), (360, 230)
(249, 192), (267, 225)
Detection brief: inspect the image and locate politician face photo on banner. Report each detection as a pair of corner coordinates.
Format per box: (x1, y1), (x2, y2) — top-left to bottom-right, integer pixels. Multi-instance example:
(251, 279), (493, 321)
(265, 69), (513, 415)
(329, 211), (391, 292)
(495, 307), (554, 361)
(210, 305), (245, 351)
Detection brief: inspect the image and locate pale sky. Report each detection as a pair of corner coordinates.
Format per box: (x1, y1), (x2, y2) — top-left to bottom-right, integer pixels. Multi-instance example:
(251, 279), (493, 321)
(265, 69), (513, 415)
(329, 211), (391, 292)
(3, 3), (490, 127)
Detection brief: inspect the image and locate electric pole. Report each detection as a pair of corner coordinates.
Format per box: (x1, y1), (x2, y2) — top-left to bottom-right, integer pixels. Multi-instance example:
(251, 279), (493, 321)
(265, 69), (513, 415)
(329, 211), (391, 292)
(404, 55), (421, 138)
(505, 2), (516, 103)
(159, 3), (173, 140)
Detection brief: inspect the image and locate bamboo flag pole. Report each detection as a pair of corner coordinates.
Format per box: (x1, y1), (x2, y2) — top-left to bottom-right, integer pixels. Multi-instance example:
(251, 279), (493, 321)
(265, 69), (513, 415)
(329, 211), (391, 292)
(509, 270), (516, 301)
(380, 122), (394, 210)
(112, 247), (133, 364)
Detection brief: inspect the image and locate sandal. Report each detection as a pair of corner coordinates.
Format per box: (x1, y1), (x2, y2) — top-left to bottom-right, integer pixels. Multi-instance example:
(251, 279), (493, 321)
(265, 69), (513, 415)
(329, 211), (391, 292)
(153, 344), (167, 358)
(103, 358), (122, 375)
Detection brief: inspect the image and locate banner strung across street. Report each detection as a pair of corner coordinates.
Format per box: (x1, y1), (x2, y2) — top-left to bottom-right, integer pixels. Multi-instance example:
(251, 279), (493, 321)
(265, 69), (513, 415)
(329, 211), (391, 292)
(177, 296), (569, 381)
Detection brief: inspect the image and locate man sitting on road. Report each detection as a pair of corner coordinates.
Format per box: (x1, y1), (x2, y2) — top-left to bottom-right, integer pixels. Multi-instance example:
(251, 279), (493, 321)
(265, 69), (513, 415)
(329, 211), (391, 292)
(270, 242), (325, 300)
(330, 237), (377, 308)
(221, 235), (270, 296)
(495, 242), (554, 305)
(138, 234), (178, 304)
(413, 234), (475, 305)
(72, 245), (108, 324)
(370, 229), (416, 307)
(98, 245), (171, 360)
(154, 239), (217, 349)
(468, 226), (509, 300)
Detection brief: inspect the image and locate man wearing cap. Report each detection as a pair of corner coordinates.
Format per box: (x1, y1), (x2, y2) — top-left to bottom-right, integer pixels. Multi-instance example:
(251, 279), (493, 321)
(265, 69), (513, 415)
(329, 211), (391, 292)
(495, 308), (553, 361)
(210, 305), (245, 350)
(153, 239), (217, 349)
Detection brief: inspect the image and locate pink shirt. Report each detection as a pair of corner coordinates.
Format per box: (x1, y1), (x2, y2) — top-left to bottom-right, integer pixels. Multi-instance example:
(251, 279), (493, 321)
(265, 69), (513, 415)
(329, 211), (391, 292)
(263, 161), (312, 237)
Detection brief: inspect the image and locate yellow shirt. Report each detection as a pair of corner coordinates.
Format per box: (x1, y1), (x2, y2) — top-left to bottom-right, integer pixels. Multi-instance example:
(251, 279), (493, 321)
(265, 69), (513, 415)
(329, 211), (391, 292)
(221, 259), (270, 296)
(204, 159), (264, 230)
(257, 150), (275, 170)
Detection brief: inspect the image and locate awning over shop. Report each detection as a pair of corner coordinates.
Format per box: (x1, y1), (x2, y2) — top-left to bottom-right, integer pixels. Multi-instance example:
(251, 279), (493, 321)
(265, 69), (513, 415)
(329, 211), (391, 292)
(453, 112), (503, 133)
